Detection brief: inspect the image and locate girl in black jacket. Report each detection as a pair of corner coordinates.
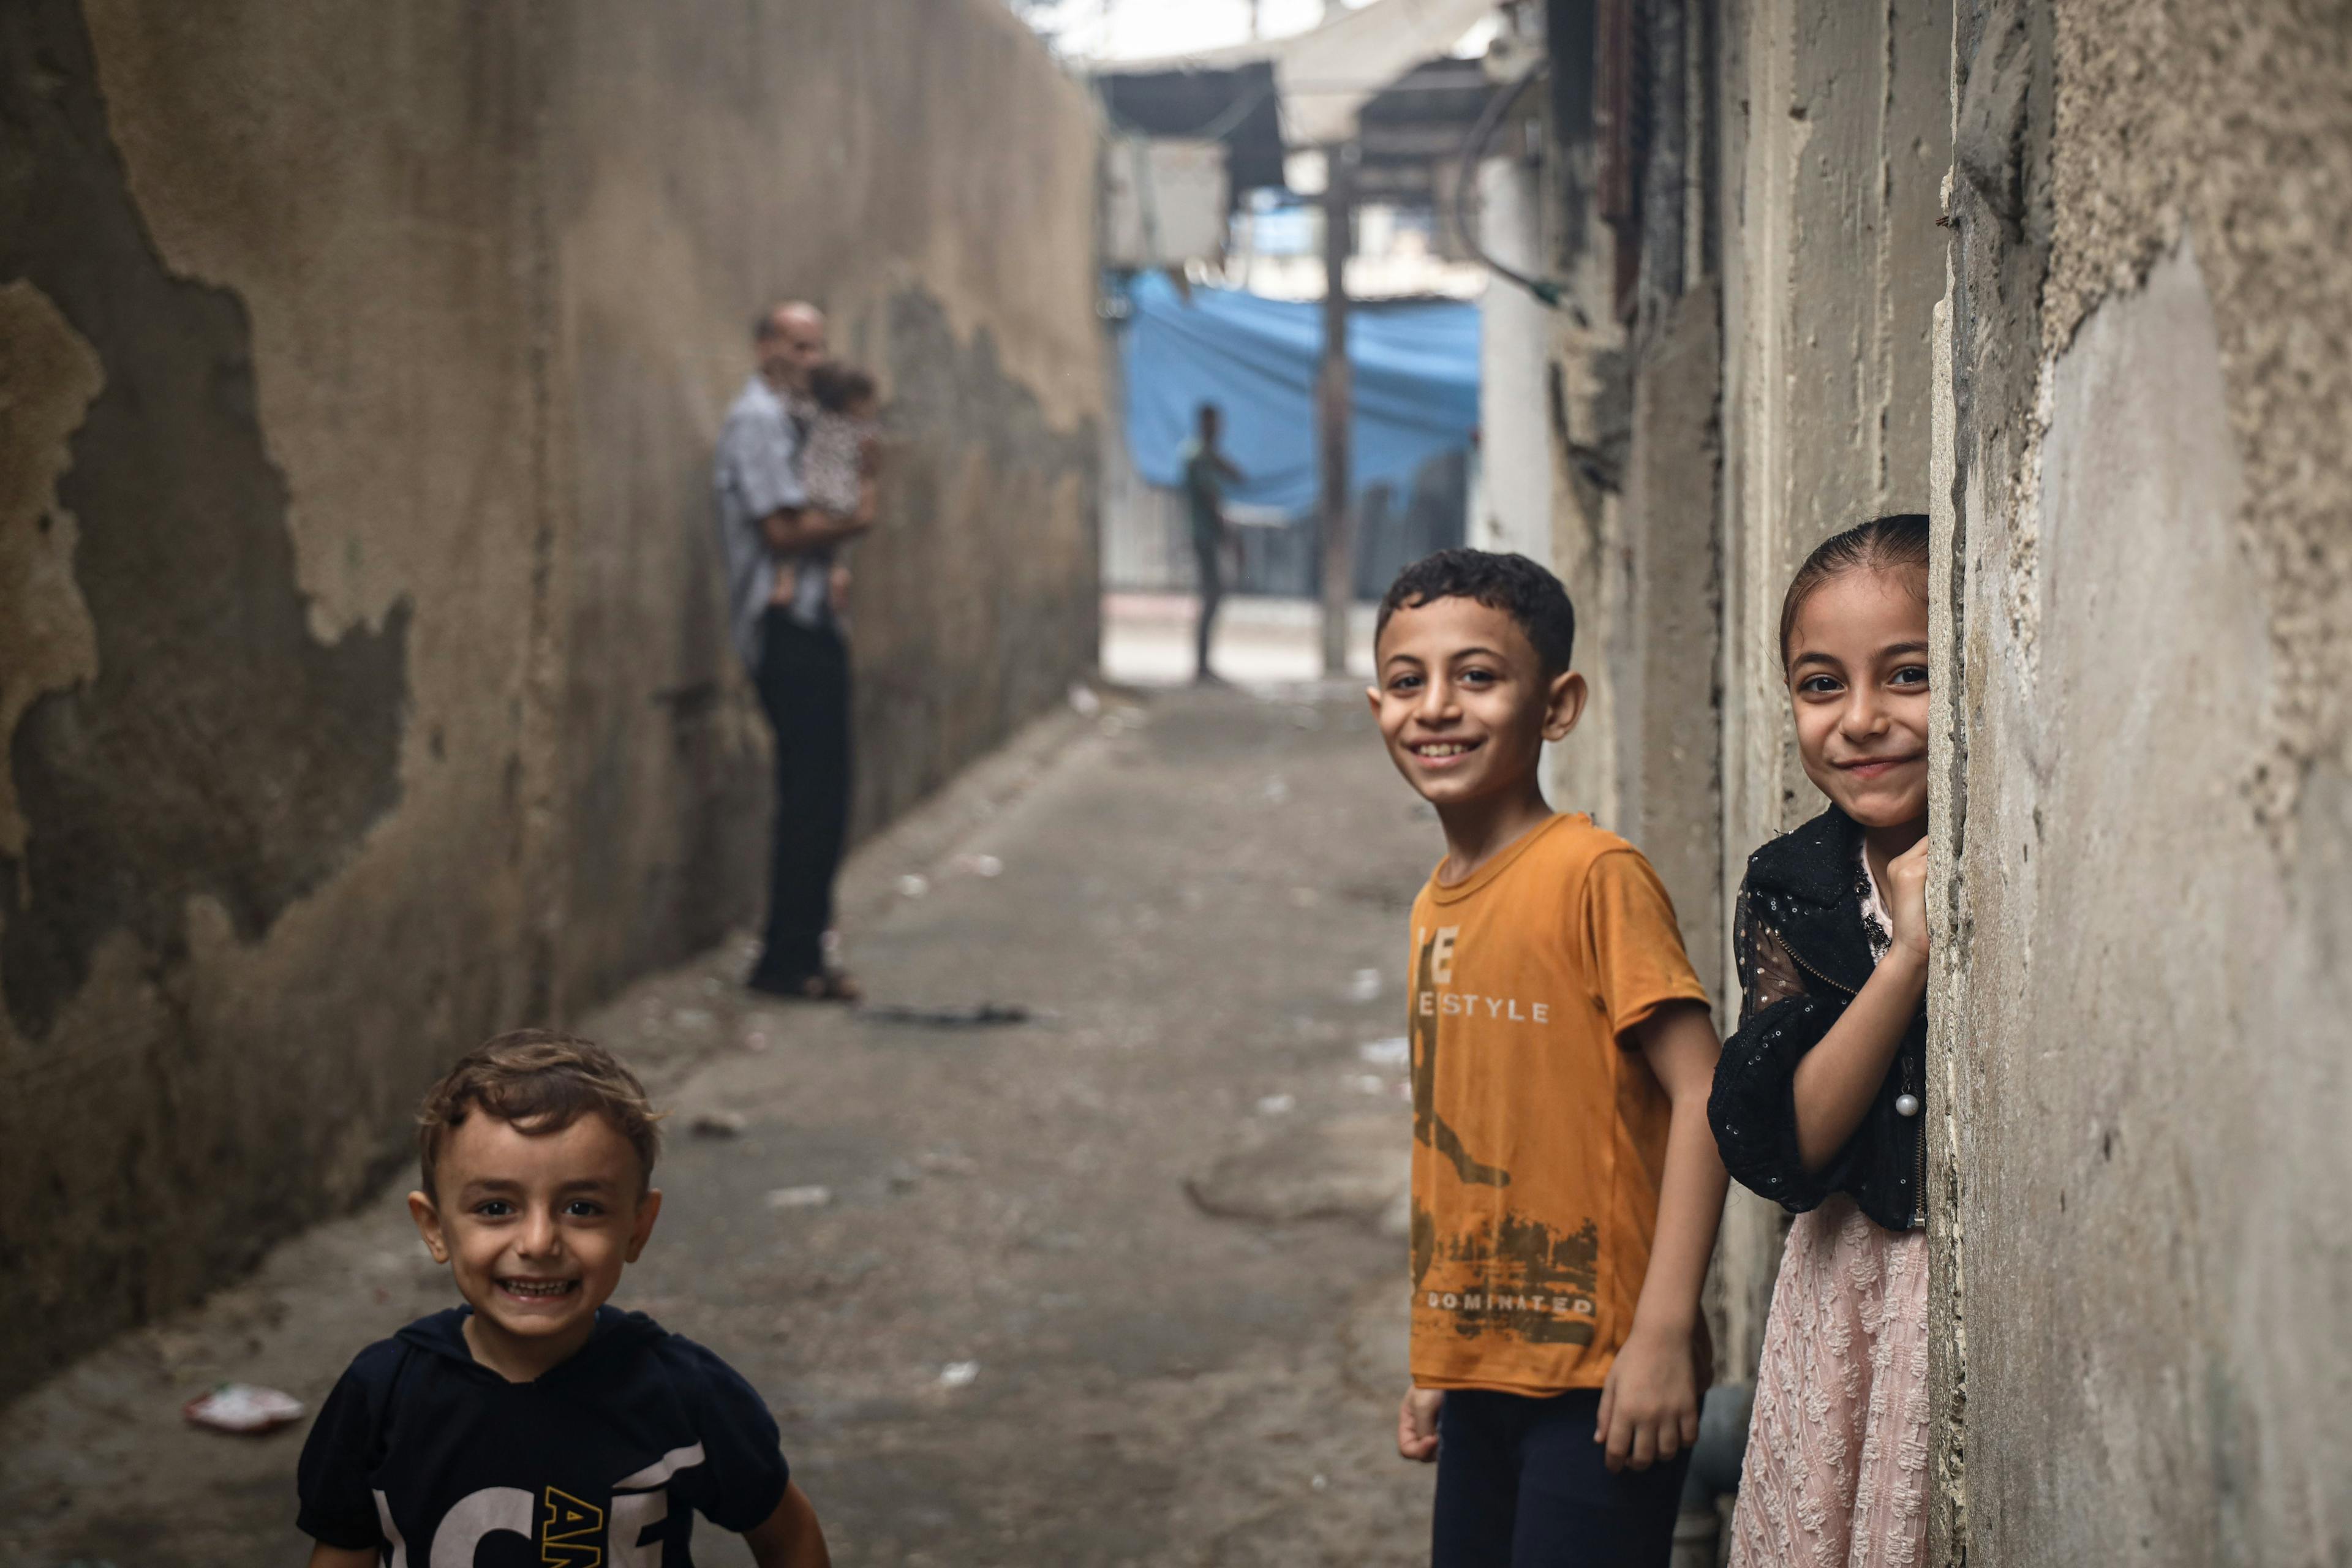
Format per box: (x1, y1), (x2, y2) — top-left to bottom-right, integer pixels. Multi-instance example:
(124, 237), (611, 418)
(1709, 515), (1933, 1568)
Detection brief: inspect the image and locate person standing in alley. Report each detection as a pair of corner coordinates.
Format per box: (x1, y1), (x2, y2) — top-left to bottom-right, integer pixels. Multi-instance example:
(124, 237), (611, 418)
(1371, 549), (1729, 1566)
(713, 301), (876, 1001)
(1179, 401), (1244, 683)
(1708, 515), (1934, 1567)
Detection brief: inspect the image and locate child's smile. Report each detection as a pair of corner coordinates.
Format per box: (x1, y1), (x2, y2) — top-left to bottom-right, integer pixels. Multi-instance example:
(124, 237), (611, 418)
(1407, 736), (1483, 767)
(408, 1110), (663, 1382)
(1370, 597), (1578, 812)
(1785, 567), (1931, 830)
(494, 1275), (582, 1305)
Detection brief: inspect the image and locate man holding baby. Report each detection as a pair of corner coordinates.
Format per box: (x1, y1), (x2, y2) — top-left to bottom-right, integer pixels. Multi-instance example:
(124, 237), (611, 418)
(712, 300), (879, 1003)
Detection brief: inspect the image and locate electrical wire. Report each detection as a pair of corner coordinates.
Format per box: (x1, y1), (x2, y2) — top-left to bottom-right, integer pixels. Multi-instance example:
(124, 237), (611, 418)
(1448, 55), (1582, 319)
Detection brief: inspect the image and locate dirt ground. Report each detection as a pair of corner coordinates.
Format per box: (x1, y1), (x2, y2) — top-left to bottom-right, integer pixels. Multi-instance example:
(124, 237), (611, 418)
(0, 673), (1444, 1567)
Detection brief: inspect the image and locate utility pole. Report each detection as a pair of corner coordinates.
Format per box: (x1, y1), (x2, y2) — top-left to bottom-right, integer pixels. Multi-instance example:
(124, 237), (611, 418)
(1317, 140), (1356, 676)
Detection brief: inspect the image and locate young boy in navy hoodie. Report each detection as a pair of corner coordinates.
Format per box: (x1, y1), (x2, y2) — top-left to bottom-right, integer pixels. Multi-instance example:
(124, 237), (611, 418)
(297, 1031), (829, 1567)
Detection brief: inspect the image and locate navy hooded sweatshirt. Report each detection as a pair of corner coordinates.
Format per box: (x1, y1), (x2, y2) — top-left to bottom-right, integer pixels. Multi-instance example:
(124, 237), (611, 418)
(297, 1306), (788, 1566)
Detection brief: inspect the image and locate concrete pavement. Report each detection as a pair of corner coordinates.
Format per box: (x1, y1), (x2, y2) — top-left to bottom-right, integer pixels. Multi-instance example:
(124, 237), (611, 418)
(0, 671), (1441, 1567)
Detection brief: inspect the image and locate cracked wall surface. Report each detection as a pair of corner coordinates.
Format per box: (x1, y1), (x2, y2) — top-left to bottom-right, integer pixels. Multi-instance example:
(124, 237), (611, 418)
(0, 0), (1100, 1401)
(1702, 0), (1955, 1387)
(1934, 1), (2352, 1560)
(1542, 0), (1953, 1392)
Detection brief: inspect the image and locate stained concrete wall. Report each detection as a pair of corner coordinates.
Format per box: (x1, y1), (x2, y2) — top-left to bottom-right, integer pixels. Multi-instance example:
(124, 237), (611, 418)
(0, 0), (1100, 1401)
(1529, 0), (2350, 1550)
(1472, 157), (1558, 564)
(1931, 2), (2352, 1561)
(1712, 0), (1956, 1386)
(1537, 0), (1953, 1385)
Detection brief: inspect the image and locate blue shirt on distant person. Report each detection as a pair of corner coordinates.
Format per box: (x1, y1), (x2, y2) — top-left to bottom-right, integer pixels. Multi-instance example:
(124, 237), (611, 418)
(712, 375), (829, 671)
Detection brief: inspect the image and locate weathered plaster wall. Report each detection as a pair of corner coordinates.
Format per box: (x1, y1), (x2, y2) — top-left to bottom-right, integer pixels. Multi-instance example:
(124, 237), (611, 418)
(1705, 0), (1955, 1381)
(1718, 0), (1951, 901)
(537, 0), (1102, 1007)
(1473, 156), (1557, 564)
(1933, 2), (2352, 1561)
(1537, 0), (1950, 1388)
(0, 0), (1099, 1401)
(1614, 281), (1724, 1003)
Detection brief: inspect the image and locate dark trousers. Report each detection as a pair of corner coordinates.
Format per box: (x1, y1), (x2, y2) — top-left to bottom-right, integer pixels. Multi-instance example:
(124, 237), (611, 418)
(1194, 538), (1223, 676)
(1431, 1389), (1689, 1568)
(752, 611), (851, 985)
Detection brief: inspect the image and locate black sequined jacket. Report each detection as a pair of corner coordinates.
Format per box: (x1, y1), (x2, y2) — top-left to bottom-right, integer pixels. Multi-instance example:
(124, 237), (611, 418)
(1706, 804), (1927, 1232)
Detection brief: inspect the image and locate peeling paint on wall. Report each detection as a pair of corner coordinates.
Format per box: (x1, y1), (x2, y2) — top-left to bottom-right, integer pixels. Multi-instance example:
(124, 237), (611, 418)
(0, 282), (104, 865)
(0, 0), (1102, 1404)
(0, 0), (410, 1042)
(854, 287), (1099, 834)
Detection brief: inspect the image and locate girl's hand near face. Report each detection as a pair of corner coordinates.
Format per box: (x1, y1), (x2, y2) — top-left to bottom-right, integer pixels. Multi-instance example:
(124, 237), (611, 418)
(1885, 838), (1929, 963)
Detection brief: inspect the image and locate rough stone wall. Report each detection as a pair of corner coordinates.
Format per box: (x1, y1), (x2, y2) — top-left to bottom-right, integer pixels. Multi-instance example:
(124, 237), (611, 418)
(1708, 0), (1956, 1381)
(1614, 281), (1724, 1003)
(1932, 2), (2352, 1562)
(1718, 0), (1951, 891)
(0, 0), (1100, 1401)
(1536, 0), (1951, 1387)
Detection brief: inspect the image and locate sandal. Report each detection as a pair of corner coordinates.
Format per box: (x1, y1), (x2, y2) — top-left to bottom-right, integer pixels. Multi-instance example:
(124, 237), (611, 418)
(748, 969), (863, 1004)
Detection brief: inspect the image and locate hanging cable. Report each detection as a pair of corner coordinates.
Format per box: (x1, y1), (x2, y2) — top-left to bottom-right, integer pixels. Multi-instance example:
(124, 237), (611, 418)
(1449, 56), (1583, 320)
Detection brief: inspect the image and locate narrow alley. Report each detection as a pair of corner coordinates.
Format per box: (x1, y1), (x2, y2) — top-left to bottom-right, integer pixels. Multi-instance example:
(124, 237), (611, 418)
(9, 1), (2352, 1562)
(0, 679), (1439, 1567)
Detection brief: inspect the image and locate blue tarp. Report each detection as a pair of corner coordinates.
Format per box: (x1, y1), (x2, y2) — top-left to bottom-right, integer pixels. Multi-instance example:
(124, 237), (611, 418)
(1117, 271), (1480, 516)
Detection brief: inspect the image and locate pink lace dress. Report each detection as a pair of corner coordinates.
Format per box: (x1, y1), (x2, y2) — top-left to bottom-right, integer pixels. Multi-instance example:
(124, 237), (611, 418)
(1726, 854), (1929, 1568)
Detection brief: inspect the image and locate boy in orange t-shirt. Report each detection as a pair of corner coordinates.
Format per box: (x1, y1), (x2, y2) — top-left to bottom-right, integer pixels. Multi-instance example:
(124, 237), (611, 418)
(1369, 549), (1729, 1567)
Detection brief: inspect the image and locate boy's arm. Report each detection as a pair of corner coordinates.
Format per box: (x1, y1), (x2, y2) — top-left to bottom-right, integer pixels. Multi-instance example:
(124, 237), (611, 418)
(1598, 998), (1729, 1472)
(742, 1482), (832, 1568)
(307, 1545), (379, 1568)
(1396, 1385), (1443, 1461)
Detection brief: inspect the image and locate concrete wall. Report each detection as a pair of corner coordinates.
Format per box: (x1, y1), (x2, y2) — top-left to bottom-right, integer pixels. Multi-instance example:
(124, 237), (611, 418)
(1533, 0), (2352, 1550)
(1534, 0), (1953, 1388)
(1472, 156), (1558, 564)
(0, 0), (1100, 1401)
(1931, 2), (2352, 1561)
(1709, 0), (1956, 1389)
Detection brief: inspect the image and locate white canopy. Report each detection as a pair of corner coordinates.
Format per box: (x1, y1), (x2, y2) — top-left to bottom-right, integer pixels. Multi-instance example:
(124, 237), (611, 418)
(1091, 0), (1501, 148)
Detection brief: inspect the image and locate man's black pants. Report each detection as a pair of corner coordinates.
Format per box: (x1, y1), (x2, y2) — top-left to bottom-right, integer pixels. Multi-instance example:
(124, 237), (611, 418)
(752, 609), (851, 987)
(1431, 1389), (1689, 1568)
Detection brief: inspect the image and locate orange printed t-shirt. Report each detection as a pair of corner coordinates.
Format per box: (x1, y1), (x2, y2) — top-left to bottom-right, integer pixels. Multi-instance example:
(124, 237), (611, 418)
(1404, 813), (1708, 1395)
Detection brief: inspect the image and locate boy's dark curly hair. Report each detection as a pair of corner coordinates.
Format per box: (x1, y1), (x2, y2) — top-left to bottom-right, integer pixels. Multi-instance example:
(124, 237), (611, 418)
(1376, 548), (1577, 675)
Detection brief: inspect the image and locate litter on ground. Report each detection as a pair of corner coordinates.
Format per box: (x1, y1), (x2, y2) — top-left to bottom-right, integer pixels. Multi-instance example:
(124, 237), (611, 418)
(183, 1384), (304, 1436)
(860, 1001), (1030, 1028)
